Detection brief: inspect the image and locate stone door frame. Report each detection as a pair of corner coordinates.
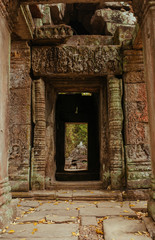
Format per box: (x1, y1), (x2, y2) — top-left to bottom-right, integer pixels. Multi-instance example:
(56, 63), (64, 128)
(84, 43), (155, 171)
(31, 76), (123, 190)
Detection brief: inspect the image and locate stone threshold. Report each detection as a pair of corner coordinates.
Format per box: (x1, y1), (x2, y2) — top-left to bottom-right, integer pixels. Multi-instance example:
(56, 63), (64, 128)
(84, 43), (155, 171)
(12, 188), (150, 201)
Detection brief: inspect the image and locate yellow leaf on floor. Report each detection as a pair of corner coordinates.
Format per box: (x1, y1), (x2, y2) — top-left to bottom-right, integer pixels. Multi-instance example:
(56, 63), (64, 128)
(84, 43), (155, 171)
(2, 229), (6, 233)
(17, 204), (21, 207)
(5, 226), (8, 229)
(8, 230), (15, 234)
(72, 232), (79, 236)
(129, 204), (135, 207)
(39, 218), (46, 223)
(33, 222), (38, 226)
(66, 208), (70, 211)
(33, 228), (38, 232)
(123, 210), (129, 213)
(96, 229), (103, 235)
(29, 208), (35, 211)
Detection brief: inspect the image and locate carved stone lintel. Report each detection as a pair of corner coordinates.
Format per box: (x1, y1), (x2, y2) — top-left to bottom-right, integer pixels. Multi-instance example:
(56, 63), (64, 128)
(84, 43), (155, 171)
(31, 79), (46, 190)
(32, 45), (122, 77)
(108, 76), (124, 189)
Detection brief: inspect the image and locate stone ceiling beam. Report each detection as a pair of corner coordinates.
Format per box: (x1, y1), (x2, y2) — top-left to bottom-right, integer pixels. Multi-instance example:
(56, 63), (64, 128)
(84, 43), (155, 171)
(20, 0), (129, 4)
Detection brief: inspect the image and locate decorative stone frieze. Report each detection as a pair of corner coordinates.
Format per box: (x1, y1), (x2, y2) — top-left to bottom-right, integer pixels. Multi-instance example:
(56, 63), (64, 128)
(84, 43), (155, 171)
(33, 24), (73, 43)
(31, 79), (46, 190)
(108, 76), (124, 189)
(32, 45), (122, 77)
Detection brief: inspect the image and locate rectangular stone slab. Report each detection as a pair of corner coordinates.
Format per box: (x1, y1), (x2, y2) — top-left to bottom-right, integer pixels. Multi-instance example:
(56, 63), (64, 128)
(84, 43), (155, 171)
(32, 45), (122, 77)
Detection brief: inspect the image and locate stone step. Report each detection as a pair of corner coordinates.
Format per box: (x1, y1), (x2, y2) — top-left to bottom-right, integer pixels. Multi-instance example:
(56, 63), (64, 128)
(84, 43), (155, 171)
(51, 180), (103, 190)
(12, 189), (122, 201)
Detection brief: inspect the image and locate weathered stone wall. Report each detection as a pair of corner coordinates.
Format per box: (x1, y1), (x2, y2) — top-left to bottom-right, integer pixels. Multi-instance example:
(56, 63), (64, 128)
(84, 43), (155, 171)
(9, 41), (31, 192)
(0, 8), (16, 228)
(123, 50), (151, 189)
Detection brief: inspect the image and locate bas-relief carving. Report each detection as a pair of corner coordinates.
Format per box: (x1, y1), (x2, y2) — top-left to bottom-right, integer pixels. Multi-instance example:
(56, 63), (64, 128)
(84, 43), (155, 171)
(9, 125), (30, 191)
(32, 46), (121, 76)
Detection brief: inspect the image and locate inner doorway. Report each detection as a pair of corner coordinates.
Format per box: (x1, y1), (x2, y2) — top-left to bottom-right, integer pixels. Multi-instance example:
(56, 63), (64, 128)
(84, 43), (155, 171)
(55, 92), (100, 181)
(64, 122), (88, 171)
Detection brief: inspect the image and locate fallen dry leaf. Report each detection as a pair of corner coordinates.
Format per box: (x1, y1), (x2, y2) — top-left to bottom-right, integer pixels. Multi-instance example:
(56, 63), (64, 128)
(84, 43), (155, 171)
(72, 232), (79, 236)
(123, 210), (129, 213)
(96, 229), (104, 235)
(8, 230), (15, 234)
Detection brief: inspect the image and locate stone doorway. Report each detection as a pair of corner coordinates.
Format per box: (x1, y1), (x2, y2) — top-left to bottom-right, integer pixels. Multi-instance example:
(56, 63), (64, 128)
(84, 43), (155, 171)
(31, 77), (123, 190)
(55, 92), (100, 181)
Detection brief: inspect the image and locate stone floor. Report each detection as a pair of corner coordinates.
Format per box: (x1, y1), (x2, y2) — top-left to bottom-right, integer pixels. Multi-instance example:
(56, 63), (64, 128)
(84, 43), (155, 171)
(0, 196), (155, 240)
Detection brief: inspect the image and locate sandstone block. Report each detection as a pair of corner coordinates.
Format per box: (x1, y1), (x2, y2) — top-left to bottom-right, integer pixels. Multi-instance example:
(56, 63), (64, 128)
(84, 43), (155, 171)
(125, 102), (148, 122)
(123, 50), (144, 72)
(125, 83), (147, 102)
(9, 105), (31, 125)
(125, 122), (149, 145)
(125, 144), (151, 163)
(123, 71), (145, 83)
(9, 88), (31, 106)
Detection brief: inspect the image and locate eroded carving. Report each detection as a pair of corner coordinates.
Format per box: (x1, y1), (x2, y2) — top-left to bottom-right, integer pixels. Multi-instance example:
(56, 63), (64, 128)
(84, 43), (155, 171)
(32, 45), (121, 76)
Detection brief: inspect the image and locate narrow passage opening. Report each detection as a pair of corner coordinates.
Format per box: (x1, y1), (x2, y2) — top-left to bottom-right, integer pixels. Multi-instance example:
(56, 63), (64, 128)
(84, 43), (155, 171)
(64, 122), (88, 171)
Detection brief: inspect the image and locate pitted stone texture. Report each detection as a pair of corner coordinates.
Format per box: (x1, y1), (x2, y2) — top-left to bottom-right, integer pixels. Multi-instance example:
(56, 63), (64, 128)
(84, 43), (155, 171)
(104, 217), (151, 240)
(123, 50), (144, 72)
(125, 83), (147, 103)
(124, 71), (145, 83)
(125, 122), (149, 145)
(125, 102), (148, 123)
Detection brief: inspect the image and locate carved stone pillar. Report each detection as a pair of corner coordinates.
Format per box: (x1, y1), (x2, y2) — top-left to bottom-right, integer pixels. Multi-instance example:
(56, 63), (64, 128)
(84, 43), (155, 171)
(133, 0), (155, 220)
(31, 79), (46, 190)
(107, 76), (124, 189)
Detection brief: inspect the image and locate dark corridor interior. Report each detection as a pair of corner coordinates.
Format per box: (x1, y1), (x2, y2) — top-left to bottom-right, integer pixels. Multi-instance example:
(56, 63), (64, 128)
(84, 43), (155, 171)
(55, 93), (100, 181)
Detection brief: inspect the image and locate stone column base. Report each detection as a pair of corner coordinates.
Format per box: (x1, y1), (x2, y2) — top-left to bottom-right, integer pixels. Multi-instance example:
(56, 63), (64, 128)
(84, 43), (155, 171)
(0, 178), (17, 229)
(0, 200), (17, 229)
(148, 200), (155, 221)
